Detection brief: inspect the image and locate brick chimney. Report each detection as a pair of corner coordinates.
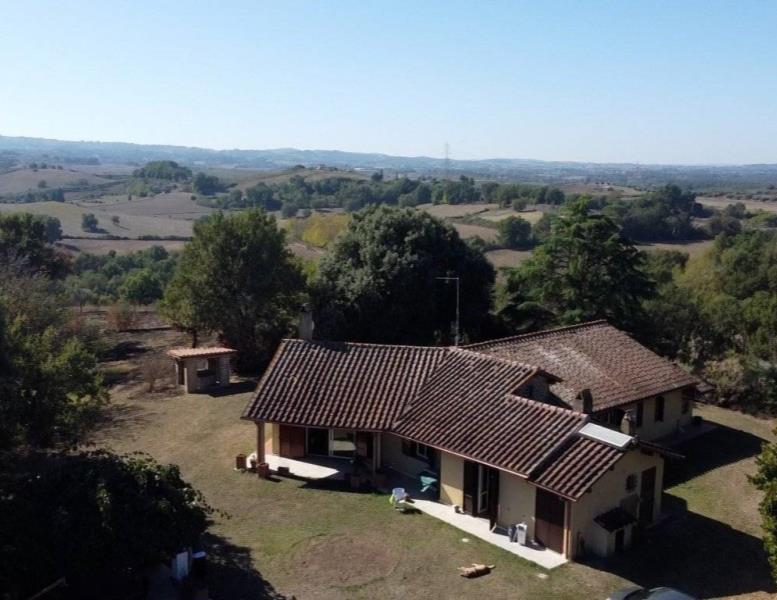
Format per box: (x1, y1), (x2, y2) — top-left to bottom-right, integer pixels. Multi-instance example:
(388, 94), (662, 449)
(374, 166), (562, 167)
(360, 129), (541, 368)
(298, 304), (315, 341)
(621, 410), (636, 436)
(578, 388), (594, 415)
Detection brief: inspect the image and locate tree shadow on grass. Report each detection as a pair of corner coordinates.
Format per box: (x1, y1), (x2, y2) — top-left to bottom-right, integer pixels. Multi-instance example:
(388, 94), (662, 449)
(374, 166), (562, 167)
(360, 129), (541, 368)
(206, 380), (257, 398)
(101, 339), (149, 362)
(93, 402), (148, 436)
(201, 533), (287, 600)
(582, 494), (776, 599)
(665, 422), (768, 487)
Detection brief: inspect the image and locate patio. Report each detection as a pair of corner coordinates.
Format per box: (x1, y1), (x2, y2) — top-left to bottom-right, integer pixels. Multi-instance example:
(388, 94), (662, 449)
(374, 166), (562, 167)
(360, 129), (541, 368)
(262, 453), (567, 570)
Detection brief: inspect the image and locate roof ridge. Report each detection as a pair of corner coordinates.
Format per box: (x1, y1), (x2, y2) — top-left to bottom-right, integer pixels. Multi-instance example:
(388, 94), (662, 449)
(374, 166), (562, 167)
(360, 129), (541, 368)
(452, 347), (541, 373)
(281, 338), (449, 352)
(502, 393), (588, 419)
(463, 320), (611, 349)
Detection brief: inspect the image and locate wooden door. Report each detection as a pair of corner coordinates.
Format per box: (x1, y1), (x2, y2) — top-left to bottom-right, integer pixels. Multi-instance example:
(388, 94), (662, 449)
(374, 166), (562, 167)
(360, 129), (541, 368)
(279, 425), (306, 458)
(462, 461), (478, 515)
(535, 489), (566, 554)
(639, 467), (656, 525)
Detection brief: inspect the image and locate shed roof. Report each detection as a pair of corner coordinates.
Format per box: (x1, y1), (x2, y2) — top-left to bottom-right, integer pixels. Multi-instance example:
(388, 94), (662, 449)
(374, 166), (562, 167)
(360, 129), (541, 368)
(168, 346), (236, 359)
(465, 321), (698, 411)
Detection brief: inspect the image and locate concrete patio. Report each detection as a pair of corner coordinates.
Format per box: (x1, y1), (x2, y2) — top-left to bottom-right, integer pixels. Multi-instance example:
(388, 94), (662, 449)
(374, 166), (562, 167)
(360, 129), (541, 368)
(262, 453), (566, 570)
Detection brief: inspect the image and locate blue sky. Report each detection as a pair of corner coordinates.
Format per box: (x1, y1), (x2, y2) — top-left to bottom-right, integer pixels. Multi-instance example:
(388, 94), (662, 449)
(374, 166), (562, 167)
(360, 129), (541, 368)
(1, 1), (775, 164)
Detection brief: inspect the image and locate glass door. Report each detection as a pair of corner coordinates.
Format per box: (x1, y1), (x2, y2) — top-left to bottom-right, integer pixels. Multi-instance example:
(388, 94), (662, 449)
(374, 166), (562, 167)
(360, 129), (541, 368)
(306, 428), (329, 456)
(477, 465), (489, 515)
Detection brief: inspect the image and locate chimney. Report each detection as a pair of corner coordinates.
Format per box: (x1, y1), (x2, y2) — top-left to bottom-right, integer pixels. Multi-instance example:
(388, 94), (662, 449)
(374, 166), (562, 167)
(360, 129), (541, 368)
(298, 304), (315, 341)
(579, 388), (594, 415)
(621, 410), (636, 436)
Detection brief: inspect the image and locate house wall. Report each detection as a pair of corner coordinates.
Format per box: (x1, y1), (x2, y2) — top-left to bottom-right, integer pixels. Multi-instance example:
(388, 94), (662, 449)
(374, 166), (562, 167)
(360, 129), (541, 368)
(439, 451), (464, 506)
(497, 471), (537, 539)
(264, 423), (279, 455)
(569, 449), (663, 558)
(637, 389), (692, 440)
(380, 434), (433, 478)
(218, 356), (231, 387)
(184, 359), (200, 393)
(515, 374), (551, 402)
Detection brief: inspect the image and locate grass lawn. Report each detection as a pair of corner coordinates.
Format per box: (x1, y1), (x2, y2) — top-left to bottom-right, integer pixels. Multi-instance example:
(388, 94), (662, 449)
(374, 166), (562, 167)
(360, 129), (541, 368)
(93, 333), (777, 599)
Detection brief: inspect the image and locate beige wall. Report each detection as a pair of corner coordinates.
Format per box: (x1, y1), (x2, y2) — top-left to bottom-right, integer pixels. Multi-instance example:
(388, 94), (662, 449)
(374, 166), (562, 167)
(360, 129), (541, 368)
(636, 389), (692, 440)
(264, 423), (279, 455)
(380, 434), (432, 478)
(439, 451), (464, 506)
(569, 449), (663, 558)
(498, 471), (537, 539)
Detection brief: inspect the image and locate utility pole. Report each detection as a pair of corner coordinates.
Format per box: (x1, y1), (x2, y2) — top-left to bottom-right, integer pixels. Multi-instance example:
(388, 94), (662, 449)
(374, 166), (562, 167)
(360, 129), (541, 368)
(436, 276), (460, 346)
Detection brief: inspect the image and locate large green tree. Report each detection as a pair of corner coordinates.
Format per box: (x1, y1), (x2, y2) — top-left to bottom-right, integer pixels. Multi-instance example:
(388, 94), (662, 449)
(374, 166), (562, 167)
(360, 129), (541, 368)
(752, 434), (777, 584)
(0, 213), (69, 277)
(501, 199), (654, 334)
(311, 205), (495, 344)
(0, 451), (212, 599)
(160, 209), (305, 370)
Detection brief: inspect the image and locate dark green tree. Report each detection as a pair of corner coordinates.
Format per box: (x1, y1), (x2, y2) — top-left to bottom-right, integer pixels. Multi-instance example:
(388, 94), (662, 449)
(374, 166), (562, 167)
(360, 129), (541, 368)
(501, 199), (654, 334)
(81, 212), (99, 232)
(312, 205), (495, 344)
(752, 434), (777, 584)
(497, 216), (533, 249)
(160, 209), (305, 370)
(0, 450), (212, 599)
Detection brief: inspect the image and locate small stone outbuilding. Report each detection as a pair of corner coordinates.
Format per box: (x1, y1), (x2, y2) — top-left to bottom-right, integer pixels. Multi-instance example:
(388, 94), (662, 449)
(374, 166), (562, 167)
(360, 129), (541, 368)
(168, 347), (236, 393)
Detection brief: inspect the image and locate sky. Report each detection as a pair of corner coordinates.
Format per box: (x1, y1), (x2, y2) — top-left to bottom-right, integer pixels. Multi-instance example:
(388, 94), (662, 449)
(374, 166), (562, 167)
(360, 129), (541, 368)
(1, 1), (776, 164)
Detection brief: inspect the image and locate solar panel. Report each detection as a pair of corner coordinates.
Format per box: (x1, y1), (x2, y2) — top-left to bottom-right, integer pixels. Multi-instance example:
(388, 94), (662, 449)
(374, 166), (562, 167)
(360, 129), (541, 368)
(578, 423), (633, 449)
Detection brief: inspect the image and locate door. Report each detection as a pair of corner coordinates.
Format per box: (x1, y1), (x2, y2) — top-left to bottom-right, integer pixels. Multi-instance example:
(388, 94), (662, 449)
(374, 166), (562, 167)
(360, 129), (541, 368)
(463, 461), (479, 515)
(307, 428), (329, 456)
(535, 489), (566, 554)
(279, 425), (306, 458)
(639, 467), (656, 525)
(355, 431), (373, 459)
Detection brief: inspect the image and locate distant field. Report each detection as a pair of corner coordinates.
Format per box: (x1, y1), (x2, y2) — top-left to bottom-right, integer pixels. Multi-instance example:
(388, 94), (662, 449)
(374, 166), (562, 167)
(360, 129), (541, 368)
(419, 202), (498, 218)
(84, 191), (215, 220)
(697, 196), (777, 213)
(0, 167), (110, 195)
(636, 239), (714, 258)
(451, 222), (498, 242)
(236, 167), (369, 191)
(0, 201), (193, 238)
(57, 238), (187, 255)
(479, 208), (545, 224)
(485, 248), (533, 269)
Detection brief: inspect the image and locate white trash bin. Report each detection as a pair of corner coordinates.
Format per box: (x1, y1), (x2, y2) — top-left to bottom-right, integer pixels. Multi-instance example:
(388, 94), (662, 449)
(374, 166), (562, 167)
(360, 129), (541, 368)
(516, 523), (528, 545)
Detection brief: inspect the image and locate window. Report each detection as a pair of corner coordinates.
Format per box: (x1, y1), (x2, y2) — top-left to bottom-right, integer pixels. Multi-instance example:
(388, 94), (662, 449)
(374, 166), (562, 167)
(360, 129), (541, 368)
(655, 396), (665, 422)
(416, 443), (430, 459)
(626, 473), (638, 492)
(636, 401), (643, 427)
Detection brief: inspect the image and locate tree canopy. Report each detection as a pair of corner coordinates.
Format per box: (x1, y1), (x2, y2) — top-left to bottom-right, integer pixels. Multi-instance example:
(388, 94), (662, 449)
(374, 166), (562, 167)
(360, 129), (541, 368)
(160, 209), (305, 370)
(133, 160), (193, 181)
(500, 199), (655, 334)
(311, 205), (495, 345)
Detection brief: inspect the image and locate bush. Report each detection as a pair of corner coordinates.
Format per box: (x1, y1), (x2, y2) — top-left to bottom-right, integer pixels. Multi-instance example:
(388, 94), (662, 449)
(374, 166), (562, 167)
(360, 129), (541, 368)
(140, 353), (171, 392)
(81, 213), (99, 232)
(105, 302), (135, 331)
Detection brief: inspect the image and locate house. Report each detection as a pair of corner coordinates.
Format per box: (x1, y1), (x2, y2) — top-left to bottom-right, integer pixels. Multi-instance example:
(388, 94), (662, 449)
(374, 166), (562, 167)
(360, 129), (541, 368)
(242, 321), (698, 561)
(168, 346), (235, 393)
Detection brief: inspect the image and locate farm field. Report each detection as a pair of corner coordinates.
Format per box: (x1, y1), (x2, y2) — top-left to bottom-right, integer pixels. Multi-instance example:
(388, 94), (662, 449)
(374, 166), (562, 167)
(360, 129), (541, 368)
(636, 240), (714, 259)
(0, 167), (111, 195)
(419, 202), (499, 218)
(451, 222), (499, 242)
(92, 325), (777, 600)
(56, 238), (188, 255)
(0, 201), (193, 238)
(486, 248), (534, 269)
(84, 190), (215, 219)
(696, 195), (777, 213)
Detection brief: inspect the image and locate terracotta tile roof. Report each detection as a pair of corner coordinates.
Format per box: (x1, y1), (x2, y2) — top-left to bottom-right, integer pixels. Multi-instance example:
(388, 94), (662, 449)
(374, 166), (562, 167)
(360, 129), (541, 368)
(242, 339), (447, 430)
(393, 347), (588, 475)
(465, 321), (698, 411)
(167, 346), (236, 358)
(530, 436), (624, 499)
